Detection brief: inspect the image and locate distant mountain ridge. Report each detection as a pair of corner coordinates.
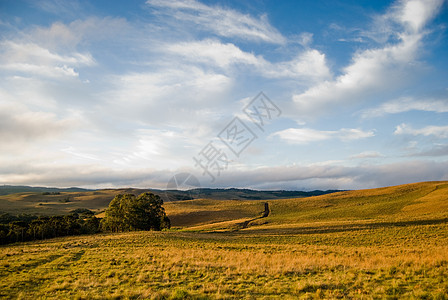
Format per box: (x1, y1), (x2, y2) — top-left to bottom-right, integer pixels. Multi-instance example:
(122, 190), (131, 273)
(159, 188), (342, 201)
(0, 185), (340, 199)
(0, 185), (92, 196)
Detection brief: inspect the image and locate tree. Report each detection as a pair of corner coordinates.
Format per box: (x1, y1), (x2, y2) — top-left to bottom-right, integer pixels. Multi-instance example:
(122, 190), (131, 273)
(101, 194), (128, 232)
(8, 221), (27, 242)
(101, 192), (170, 232)
(0, 224), (9, 244)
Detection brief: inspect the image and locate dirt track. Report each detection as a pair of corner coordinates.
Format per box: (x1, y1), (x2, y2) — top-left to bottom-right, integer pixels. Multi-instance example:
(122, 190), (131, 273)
(240, 202), (270, 229)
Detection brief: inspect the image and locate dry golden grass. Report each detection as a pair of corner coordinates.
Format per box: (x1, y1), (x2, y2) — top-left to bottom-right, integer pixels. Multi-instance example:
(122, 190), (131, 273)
(164, 199), (264, 228)
(1, 223), (447, 299)
(264, 181), (448, 226)
(1, 181), (448, 298)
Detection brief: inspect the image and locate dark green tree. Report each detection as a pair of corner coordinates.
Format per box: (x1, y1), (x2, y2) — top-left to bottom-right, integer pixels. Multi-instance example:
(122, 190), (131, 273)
(101, 192), (170, 232)
(101, 194), (128, 232)
(0, 224), (9, 244)
(8, 221), (27, 242)
(82, 216), (101, 234)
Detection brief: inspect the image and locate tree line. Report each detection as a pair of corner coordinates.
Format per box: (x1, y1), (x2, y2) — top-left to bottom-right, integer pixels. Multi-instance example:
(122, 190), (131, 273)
(0, 192), (170, 245)
(0, 213), (100, 244)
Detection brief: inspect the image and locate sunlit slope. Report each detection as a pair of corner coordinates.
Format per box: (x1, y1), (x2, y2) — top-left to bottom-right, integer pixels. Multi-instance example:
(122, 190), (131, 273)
(1, 181), (447, 231)
(164, 199), (264, 228)
(265, 181), (448, 226)
(162, 181), (448, 231)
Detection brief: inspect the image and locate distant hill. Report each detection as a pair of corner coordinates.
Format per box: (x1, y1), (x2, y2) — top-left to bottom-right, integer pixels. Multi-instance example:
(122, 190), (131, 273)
(158, 188), (340, 201)
(0, 185), (92, 196)
(0, 185), (340, 216)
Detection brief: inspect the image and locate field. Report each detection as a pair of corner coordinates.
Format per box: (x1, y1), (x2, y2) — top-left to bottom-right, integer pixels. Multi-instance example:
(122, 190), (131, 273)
(1, 181), (448, 299)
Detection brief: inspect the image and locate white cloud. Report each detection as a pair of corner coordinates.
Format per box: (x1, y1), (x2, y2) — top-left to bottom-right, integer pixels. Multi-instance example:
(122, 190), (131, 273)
(262, 49), (331, 81)
(292, 0), (444, 117)
(361, 0), (443, 43)
(164, 39), (331, 81)
(61, 147), (101, 161)
(272, 127), (375, 144)
(0, 101), (76, 150)
(1, 63), (79, 78)
(0, 160), (174, 189)
(298, 32), (313, 47)
(0, 17), (130, 83)
(360, 97), (448, 118)
(394, 123), (448, 138)
(0, 41), (94, 65)
(350, 151), (384, 159)
(164, 39), (261, 69)
(113, 129), (200, 170)
(29, 17), (131, 50)
(273, 128), (330, 144)
(146, 0), (285, 44)
(107, 66), (232, 108)
(0, 40), (94, 79)
(101, 66), (234, 140)
(400, 0), (443, 33)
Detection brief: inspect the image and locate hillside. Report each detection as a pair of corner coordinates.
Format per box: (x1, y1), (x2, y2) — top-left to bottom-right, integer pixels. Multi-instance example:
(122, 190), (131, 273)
(1, 181), (447, 299)
(266, 181), (448, 223)
(164, 181), (448, 231)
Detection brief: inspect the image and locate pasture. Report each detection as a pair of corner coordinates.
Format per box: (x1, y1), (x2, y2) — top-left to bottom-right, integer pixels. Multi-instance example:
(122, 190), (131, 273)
(1, 181), (448, 299)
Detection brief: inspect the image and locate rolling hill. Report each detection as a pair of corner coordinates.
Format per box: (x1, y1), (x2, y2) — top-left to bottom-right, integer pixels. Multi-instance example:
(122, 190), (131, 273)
(164, 181), (448, 231)
(0, 181), (447, 232)
(1, 181), (447, 299)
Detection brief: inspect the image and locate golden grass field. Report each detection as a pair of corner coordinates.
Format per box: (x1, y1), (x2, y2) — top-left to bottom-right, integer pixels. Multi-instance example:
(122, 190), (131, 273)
(1, 181), (448, 299)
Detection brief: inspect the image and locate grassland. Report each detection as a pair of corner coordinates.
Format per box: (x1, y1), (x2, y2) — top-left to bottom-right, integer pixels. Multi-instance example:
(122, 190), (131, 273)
(1, 181), (448, 299)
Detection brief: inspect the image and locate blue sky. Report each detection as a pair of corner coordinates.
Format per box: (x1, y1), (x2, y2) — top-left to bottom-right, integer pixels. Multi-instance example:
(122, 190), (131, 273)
(0, 0), (447, 190)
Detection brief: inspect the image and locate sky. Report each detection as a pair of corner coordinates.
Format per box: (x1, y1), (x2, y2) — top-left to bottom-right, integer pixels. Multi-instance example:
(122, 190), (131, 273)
(0, 0), (447, 191)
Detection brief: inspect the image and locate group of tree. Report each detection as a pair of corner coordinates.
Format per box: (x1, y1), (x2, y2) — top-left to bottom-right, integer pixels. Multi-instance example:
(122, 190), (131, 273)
(0, 192), (170, 245)
(0, 212), (100, 245)
(101, 192), (170, 232)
